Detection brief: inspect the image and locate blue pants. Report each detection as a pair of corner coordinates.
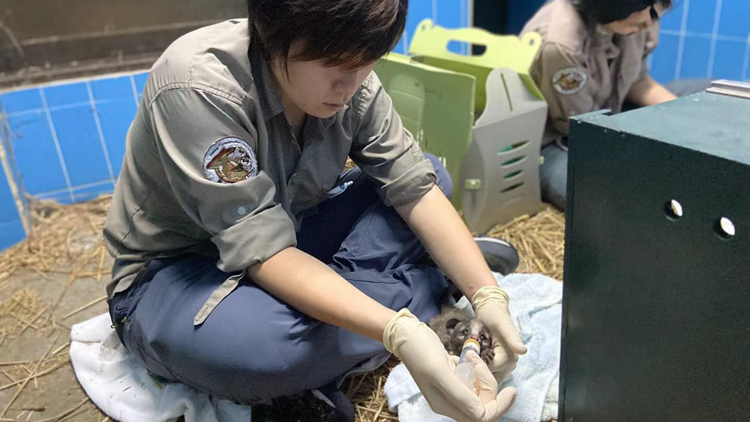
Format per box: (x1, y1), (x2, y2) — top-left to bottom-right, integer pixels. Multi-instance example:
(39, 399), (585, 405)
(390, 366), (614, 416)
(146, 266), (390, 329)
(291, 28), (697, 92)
(540, 139), (569, 211)
(540, 78), (714, 211)
(108, 154), (452, 404)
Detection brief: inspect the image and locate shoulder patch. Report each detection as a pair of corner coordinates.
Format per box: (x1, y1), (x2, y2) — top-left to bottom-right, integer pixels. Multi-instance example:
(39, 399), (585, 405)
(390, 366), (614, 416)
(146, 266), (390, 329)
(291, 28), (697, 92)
(552, 67), (588, 95)
(203, 137), (258, 183)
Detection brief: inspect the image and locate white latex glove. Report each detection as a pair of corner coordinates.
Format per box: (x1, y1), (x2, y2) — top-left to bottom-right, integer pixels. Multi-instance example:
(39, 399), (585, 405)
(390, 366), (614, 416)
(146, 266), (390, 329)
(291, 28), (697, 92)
(471, 286), (527, 381)
(384, 309), (517, 422)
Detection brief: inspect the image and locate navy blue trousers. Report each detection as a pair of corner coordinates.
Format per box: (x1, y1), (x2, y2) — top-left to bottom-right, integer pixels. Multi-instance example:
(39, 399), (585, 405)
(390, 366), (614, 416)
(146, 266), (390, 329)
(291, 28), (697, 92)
(108, 154), (452, 404)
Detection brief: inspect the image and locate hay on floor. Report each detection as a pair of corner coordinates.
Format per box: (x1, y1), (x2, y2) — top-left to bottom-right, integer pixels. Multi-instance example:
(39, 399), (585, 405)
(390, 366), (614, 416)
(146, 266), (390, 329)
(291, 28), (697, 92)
(0, 195), (111, 288)
(0, 194), (565, 422)
(0, 195), (111, 421)
(487, 206), (566, 281)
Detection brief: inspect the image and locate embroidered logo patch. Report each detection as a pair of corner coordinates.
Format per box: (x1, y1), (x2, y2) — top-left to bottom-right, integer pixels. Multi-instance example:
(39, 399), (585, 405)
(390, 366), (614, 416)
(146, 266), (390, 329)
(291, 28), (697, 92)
(552, 67), (588, 95)
(203, 137), (258, 183)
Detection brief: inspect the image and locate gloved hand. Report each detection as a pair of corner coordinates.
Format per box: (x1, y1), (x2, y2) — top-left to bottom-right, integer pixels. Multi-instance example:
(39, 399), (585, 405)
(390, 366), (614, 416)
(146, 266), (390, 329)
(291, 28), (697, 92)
(471, 286), (527, 381)
(450, 352), (516, 406)
(384, 309), (517, 422)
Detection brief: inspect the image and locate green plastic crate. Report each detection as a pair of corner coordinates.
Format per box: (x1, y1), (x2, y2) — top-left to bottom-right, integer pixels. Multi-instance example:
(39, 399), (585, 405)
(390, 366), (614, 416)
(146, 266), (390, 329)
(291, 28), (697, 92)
(409, 19), (543, 118)
(375, 53), (475, 208)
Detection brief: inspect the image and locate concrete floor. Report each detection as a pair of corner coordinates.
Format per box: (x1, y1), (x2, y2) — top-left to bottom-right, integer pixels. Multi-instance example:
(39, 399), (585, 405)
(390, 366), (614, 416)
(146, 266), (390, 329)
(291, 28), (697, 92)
(0, 255), (115, 421)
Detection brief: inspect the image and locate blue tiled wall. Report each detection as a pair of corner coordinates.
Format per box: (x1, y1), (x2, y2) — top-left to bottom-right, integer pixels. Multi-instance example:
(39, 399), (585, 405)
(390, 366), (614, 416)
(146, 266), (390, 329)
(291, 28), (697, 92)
(0, 73), (146, 205)
(0, 138), (26, 250)
(0, 72), (146, 250)
(0, 118), (28, 251)
(651, 0), (750, 84)
(0, 168), (26, 251)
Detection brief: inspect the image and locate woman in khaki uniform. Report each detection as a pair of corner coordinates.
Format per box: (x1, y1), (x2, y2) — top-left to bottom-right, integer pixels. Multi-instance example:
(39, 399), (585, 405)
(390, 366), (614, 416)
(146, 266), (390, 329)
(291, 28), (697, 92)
(104, 1), (525, 421)
(523, 0), (684, 210)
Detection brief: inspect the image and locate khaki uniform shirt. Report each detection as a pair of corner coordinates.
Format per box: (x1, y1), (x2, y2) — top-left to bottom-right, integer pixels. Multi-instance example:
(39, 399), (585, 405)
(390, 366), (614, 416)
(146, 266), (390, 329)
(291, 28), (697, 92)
(521, 0), (659, 143)
(104, 19), (436, 298)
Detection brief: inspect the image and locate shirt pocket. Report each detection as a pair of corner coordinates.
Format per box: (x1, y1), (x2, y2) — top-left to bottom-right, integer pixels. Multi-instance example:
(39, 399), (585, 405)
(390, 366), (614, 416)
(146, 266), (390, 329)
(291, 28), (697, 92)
(321, 167), (358, 199)
(303, 168), (347, 208)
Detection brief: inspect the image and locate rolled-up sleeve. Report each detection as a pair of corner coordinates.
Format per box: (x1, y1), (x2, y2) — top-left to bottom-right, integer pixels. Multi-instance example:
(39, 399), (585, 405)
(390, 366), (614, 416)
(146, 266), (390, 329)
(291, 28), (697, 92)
(150, 88), (296, 273)
(350, 73), (436, 207)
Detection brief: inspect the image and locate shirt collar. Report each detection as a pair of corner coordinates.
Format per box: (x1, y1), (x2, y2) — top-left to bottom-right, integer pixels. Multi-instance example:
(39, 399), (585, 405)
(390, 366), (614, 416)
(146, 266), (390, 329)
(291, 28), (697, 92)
(248, 41), (285, 122)
(589, 24), (620, 59)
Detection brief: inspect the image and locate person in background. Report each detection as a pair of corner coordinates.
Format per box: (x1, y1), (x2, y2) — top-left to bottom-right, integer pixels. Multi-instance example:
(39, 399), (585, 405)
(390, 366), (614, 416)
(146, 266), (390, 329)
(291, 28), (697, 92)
(522, 0), (710, 210)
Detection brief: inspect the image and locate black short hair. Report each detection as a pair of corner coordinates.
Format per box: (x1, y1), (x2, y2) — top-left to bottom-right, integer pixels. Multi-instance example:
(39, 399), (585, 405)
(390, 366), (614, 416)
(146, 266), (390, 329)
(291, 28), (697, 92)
(573, 0), (673, 25)
(248, 0), (408, 69)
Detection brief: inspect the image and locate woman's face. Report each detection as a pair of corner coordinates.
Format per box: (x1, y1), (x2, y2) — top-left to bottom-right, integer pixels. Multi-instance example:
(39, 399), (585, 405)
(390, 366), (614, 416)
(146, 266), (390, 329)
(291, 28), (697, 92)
(272, 43), (377, 121)
(608, 3), (666, 35)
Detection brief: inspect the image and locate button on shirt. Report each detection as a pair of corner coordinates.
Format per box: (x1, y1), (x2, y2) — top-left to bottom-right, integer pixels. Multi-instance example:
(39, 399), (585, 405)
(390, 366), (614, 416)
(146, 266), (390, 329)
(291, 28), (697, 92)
(104, 19), (436, 297)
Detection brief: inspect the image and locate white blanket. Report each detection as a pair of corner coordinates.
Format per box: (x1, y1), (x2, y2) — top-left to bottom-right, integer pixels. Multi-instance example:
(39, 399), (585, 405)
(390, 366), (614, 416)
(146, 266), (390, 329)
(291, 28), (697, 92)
(70, 272), (560, 422)
(69, 313), (253, 422)
(384, 273), (562, 422)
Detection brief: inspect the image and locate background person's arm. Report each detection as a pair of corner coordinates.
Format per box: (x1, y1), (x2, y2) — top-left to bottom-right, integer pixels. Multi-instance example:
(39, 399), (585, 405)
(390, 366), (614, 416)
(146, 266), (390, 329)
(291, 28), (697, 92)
(627, 76), (677, 107)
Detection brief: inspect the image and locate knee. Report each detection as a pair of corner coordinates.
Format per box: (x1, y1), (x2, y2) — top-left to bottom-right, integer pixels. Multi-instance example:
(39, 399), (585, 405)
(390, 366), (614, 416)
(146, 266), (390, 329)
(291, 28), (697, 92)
(424, 153), (453, 199)
(230, 313), (321, 375)
(229, 319), (343, 396)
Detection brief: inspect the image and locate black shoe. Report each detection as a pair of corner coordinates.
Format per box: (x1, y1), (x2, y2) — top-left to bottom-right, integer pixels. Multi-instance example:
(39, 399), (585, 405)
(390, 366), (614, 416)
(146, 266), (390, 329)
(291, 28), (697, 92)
(474, 237), (520, 275)
(313, 382), (356, 422)
(252, 383), (354, 422)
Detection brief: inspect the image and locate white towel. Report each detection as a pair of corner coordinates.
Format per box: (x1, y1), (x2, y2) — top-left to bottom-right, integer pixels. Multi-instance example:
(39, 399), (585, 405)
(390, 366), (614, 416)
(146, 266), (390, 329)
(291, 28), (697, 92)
(384, 273), (562, 422)
(70, 273), (560, 422)
(69, 313), (253, 422)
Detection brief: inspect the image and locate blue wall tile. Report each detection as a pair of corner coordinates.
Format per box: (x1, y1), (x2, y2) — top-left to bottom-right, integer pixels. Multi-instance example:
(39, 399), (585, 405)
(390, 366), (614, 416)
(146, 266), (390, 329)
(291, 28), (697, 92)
(50, 105), (112, 186)
(719, 0), (750, 38)
(685, 0), (717, 34)
(436, 0), (464, 28)
(72, 181), (115, 203)
(98, 100), (137, 176)
(35, 189), (74, 205)
(43, 83), (90, 108)
(437, 0), (467, 53)
(711, 40), (747, 80)
(639, 0), (749, 84)
(91, 76), (137, 101)
(405, 0), (433, 54)
(651, 33), (681, 84)
(0, 123), (23, 194)
(7, 112), (69, 194)
(398, 0), (470, 56)
(679, 36), (712, 78)
(659, 4), (684, 31)
(0, 219), (26, 250)
(37, 180), (113, 205)
(1, 88), (44, 115)
(0, 162), (21, 223)
(133, 73), (149, 96)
